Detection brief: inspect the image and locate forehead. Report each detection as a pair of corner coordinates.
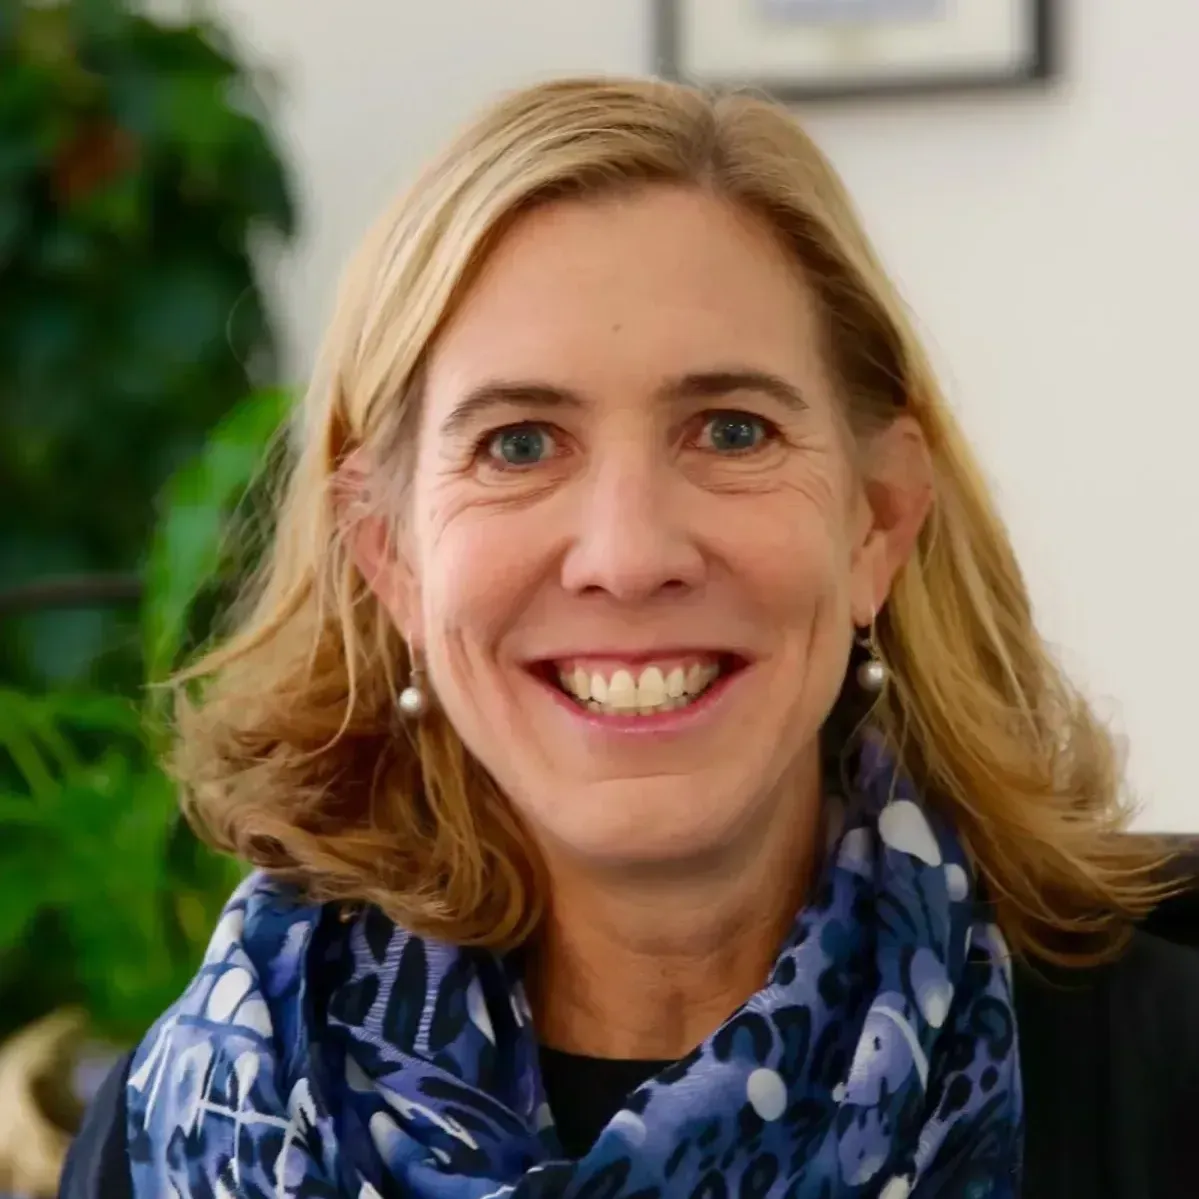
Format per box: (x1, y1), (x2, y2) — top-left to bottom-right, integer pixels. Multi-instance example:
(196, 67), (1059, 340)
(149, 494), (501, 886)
(425, 185), (832, 400)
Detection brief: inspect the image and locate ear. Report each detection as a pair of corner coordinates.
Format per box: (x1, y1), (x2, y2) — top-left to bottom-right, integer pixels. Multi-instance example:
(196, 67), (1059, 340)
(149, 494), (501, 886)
(334, 451), (424, 648)
(848, 415), (933, 627)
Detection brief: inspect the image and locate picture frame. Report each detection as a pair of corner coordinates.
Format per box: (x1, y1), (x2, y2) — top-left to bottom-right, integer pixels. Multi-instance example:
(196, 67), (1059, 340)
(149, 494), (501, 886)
(654, 0), (1058, 102)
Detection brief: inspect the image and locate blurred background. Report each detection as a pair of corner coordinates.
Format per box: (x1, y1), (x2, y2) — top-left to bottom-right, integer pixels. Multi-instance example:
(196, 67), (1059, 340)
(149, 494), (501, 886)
(0, 0), (1195, 1191)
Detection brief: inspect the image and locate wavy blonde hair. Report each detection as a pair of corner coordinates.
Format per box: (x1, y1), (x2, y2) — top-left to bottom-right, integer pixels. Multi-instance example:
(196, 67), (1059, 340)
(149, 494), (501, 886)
(176, 77), (1171, 962)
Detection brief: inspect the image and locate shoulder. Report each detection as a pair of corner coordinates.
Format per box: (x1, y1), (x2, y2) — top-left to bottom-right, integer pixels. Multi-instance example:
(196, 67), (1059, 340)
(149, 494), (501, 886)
(57, 1049), (135, 1199)
(1104, 925), (1199, 1009)
(1060, 929), (1199, 1044)
(1016, 929), (1199, 1198)
(130, 870), (324, 1066)
(1095, 929), (1199, 1091)
(61, 873), (332, 1199)
(126, 869), (327, 1114)
(1018, 928), (1199, 1075)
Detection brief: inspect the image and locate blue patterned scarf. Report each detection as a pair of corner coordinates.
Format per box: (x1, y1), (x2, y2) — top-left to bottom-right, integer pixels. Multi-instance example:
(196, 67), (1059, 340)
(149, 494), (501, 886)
(126, 739), (1022, 1197)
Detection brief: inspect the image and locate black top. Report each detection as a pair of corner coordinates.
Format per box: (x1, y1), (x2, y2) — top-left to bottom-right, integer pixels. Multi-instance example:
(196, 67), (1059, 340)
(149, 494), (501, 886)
(60, 929), (1199, 1198)
(539, 1045), (669, 1159)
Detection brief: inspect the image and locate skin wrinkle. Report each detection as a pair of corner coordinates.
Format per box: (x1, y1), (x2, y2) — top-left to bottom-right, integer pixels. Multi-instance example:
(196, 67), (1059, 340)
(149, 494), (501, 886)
(353, 184), (930, 1058)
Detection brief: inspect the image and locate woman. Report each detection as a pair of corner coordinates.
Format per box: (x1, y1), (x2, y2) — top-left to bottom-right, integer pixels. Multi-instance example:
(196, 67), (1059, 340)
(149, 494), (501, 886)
(63, 78), (1199, 1198)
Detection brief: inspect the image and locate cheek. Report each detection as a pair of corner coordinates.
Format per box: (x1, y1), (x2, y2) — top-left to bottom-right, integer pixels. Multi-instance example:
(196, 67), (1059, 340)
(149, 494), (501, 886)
(752, 525), (852, 640)
(745, 498), (858, 724)
(415, 489), (548, 660)
(724, 470), (859, 619)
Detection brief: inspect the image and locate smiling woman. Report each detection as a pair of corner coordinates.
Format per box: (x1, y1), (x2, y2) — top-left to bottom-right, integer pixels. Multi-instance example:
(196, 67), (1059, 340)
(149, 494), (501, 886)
(62, 78), (1198, 1199)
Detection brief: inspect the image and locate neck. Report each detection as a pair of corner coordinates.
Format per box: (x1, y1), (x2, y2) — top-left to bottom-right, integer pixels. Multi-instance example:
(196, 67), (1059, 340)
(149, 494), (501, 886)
(527, 762), (823, 1061)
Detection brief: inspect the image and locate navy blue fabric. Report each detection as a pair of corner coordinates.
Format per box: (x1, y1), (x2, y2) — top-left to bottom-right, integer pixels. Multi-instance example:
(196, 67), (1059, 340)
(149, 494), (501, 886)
(116, 738), (1021, 1198)
(57, 1048), (133, 1199)
(58, 932), (1199, 1198)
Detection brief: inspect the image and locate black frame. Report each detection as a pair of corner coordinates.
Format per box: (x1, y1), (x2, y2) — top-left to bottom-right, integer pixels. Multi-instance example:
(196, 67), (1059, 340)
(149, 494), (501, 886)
(654, 0), (1058, 102)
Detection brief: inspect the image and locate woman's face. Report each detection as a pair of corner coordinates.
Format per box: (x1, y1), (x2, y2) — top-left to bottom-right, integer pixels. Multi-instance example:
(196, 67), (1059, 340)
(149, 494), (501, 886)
(379, 185), (924, 874)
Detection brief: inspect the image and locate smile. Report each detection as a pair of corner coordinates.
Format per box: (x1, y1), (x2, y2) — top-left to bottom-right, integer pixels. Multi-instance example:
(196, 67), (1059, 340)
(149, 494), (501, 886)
(537, 653), (747, 718)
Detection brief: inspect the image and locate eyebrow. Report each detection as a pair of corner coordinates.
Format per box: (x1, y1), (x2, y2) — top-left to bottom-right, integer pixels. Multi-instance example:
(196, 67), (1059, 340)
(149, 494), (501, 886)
(660, 369), (808, 413)
(437, 368), (808, 439)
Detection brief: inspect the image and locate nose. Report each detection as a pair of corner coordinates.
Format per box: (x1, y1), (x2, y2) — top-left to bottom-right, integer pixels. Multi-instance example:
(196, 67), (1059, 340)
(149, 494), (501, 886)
(559, 451), (706, 603)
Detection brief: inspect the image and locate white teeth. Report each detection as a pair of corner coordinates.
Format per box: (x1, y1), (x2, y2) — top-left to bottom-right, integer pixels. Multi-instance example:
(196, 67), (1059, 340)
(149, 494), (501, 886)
(636, 666), (665, 713)
(606, 669), (637, 710)
(557, 659), (725, 714)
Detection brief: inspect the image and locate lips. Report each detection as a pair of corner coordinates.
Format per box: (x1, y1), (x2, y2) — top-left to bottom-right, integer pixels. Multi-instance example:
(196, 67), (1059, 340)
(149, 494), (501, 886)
(536, 652), (744, 717)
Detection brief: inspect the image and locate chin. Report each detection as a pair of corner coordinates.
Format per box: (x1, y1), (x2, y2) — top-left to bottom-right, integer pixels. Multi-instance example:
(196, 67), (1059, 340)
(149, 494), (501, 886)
(526, 773), (774, 873)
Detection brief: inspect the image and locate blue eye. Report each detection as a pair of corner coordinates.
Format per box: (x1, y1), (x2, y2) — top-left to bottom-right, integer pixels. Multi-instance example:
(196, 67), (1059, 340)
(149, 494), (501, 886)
(699, 412), (768, 454)
(487, 424), (555, 467)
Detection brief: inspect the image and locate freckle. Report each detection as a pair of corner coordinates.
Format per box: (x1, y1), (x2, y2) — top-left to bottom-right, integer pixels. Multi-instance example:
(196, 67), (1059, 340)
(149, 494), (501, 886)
(611, 322), (623, 334)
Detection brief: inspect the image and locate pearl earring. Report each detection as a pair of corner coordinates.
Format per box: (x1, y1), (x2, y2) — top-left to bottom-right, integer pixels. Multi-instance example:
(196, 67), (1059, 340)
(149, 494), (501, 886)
(855, 628), (888, 693)
(397, 665), (428, 719)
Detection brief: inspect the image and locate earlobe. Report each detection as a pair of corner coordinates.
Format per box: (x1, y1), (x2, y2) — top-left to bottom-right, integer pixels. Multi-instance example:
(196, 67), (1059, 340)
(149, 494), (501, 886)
(849, 537), (892, 628)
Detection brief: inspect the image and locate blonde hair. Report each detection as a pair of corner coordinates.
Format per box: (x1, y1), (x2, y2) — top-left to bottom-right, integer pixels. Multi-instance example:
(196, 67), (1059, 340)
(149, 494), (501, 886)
(176, 77), (1171, 961)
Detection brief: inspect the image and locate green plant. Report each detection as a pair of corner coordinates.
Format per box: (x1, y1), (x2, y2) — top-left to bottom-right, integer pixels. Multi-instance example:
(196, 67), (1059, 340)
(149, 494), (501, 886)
(0, 0), (295, 1048)
(0, 0), (294, 692)
(0, 385), (290, 1045)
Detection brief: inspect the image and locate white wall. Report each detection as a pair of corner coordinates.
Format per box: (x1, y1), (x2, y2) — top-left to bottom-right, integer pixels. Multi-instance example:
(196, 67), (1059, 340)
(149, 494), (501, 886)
(213, 0), (1199, 830)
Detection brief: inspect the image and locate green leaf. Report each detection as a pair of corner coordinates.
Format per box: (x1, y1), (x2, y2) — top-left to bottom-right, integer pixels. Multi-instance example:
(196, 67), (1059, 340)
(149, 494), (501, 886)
(72, 167), (147, 239)
(0, 796), (52, 829)
(15, 695), (80, 777)
(142, 386), (290, 679)
(54, 763), (188, 1038)
(16, 7), (76, 72)
(0, 833), (54, 956)
(41, 691), (144, 738)
(0, 689), (56, 797)
(0, 0), (298, 1043)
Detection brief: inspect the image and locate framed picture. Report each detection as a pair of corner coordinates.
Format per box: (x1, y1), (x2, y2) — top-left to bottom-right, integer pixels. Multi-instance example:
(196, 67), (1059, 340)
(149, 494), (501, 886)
(654, 0), (1057, 101)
